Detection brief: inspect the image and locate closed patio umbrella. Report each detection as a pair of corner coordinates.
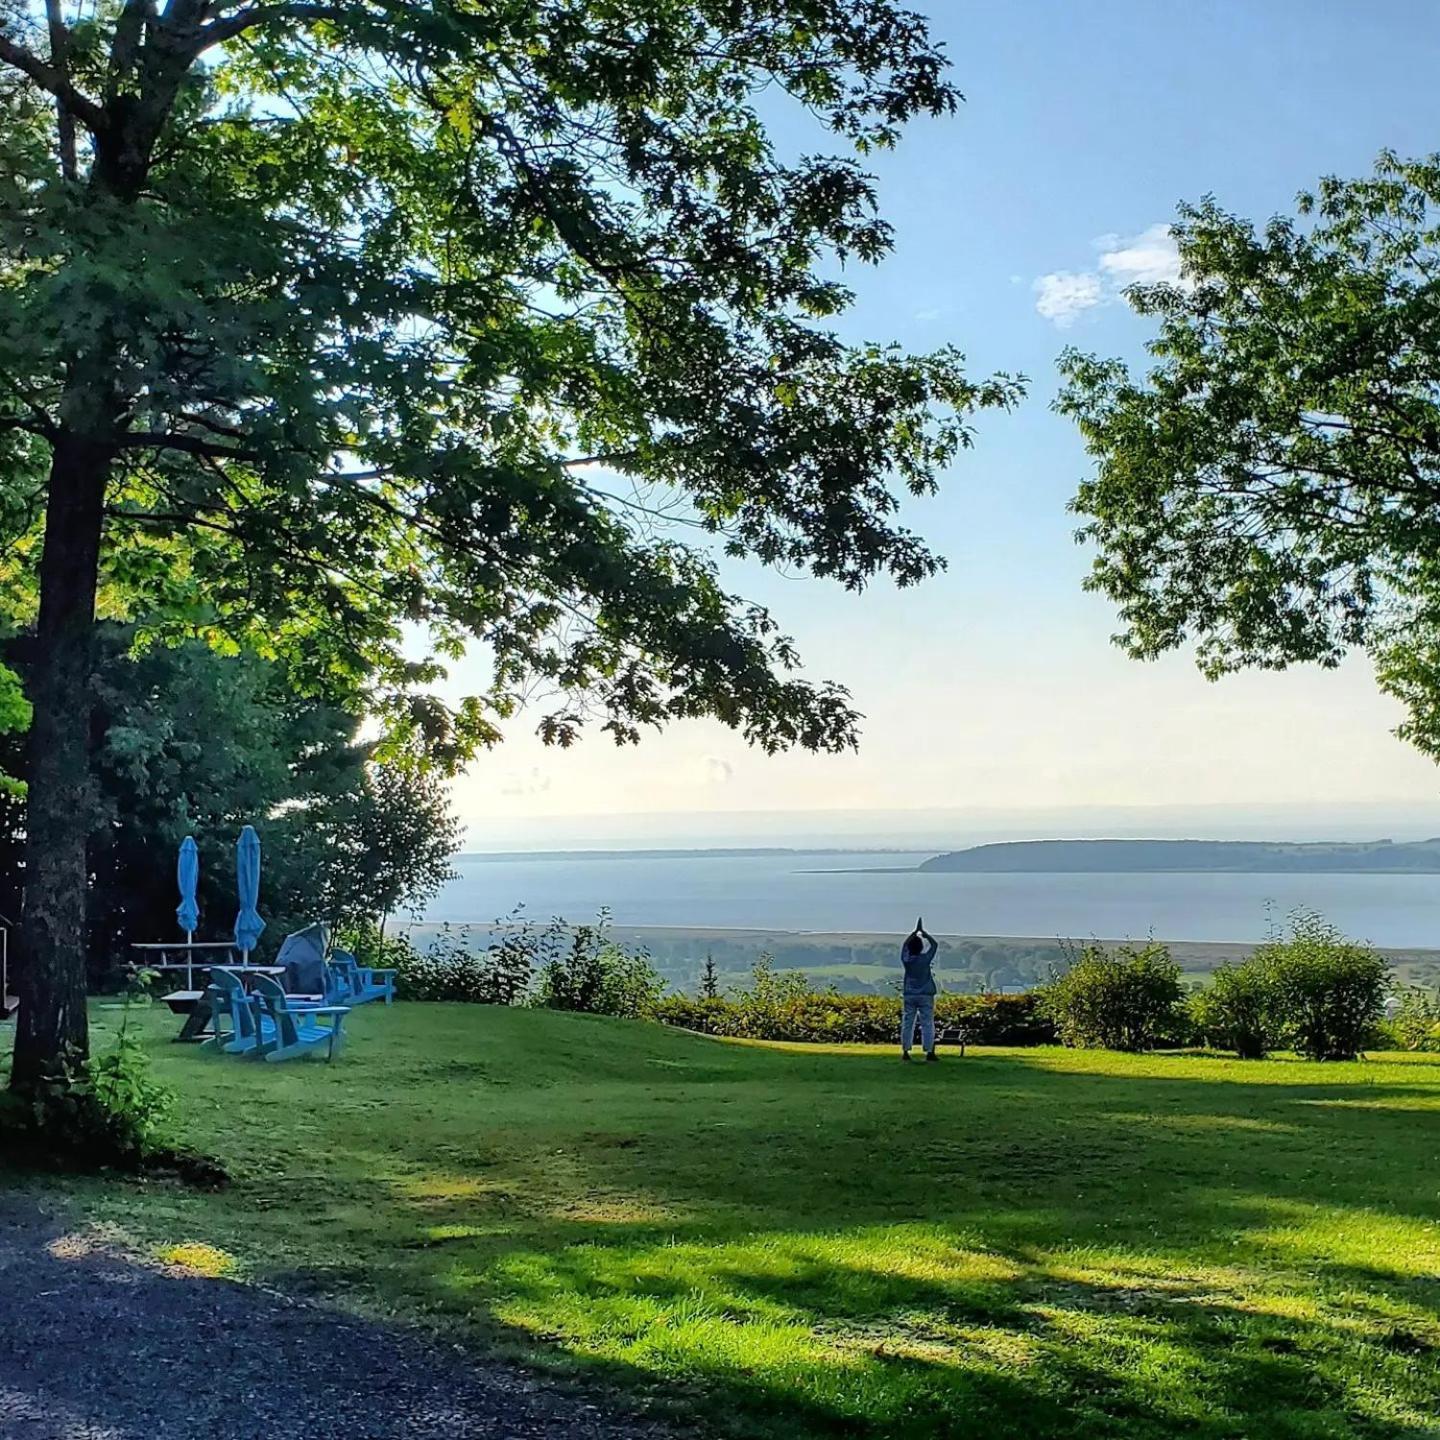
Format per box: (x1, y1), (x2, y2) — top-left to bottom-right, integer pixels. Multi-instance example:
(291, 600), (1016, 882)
(234, 825), (265, 962)
(176, 835), (200, 987)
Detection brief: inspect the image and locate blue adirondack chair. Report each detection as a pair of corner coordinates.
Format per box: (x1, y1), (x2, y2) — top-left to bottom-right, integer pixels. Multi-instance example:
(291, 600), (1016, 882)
(330, 949), (396, 1005)
(200, 967), (274, 1056)
(251, 975), (350, 1062)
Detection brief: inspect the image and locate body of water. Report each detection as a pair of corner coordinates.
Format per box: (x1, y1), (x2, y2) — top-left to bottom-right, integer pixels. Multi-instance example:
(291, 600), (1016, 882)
(421, 851), (1440, 947)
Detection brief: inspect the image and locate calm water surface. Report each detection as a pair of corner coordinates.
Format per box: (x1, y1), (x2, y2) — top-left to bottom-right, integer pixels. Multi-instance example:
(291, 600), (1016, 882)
(421, 851), (1440, 947)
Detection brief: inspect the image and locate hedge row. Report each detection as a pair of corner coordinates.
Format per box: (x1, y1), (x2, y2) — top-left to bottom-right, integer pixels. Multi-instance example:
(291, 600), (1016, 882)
(655, 991), (1054, 1046)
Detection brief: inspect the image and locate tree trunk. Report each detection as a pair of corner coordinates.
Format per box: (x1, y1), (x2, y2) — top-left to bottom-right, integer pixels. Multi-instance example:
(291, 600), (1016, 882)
(9, 427), (112, 1094)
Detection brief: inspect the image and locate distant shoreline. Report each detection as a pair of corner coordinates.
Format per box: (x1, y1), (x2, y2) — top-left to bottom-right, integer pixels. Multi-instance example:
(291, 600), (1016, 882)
(455, 847), (930, 864)
(395, 920), (1440, 964)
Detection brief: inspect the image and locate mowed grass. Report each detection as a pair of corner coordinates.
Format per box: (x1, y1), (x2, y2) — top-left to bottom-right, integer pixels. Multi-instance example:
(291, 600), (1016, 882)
(24, 1002), (1440, 1438)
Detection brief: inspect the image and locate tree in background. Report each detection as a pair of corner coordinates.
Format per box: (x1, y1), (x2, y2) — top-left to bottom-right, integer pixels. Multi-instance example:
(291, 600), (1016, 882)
(0, 628), (460, 980)
(301, 758), (462, 932)
(699, 953), (720, 1000)
(0, 1), (1020, 1116)
(1058, 152), (1440, 758)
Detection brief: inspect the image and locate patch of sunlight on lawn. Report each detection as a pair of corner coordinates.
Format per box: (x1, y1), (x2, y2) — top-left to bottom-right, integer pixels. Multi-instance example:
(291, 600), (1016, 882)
(1103, 1110), (1302, 1134)
(154, 1241), (237, 1278)
(1243, 1199), (1440, 1276)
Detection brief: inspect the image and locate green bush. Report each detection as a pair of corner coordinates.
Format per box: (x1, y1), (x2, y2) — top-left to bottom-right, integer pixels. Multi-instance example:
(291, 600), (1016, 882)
(352, 914), (539, 1005)
(1255, 910), (1389, 1061)
(1191, 961), (1280, 1059)
(536, 912), (664, 1019)
(1039, 941), (1188, 1052)
(341, 919), (421, 972)
(656, 988), (1054, 1046)
(1390, 987), (1440, 1052)
(1, 984), (178, 1171)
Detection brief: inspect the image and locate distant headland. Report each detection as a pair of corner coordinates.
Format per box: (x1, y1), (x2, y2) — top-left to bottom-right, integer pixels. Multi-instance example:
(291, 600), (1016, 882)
(917, 838), (1440, 874)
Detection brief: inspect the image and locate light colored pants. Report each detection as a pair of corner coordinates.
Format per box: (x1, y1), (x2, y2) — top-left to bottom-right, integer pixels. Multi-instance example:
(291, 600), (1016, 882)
(902, 996), (935, 1055)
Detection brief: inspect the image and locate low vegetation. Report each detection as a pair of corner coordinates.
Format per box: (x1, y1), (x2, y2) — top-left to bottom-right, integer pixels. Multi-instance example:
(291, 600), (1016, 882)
(19, 1003), (1439, 1440)
(1039, 941), (1189, 1052)
(657, 984), (1051, 1046)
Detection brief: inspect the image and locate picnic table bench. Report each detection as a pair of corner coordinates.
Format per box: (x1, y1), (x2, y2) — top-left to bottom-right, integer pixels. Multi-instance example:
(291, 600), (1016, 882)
(129, 943), (286, 1041)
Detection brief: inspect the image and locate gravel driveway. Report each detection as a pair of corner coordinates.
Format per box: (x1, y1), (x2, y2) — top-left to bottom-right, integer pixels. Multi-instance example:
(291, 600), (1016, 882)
(0, 1190), (674, 1440)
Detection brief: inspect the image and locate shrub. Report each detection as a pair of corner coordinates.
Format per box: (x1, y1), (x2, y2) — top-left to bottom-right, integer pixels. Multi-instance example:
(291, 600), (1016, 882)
(536, 911), (664, 1019)
(656, 989), (1054, 1046)
(726, 955), (813, 1036)
(1039, 941), (1188, 1052)
(1, 980), (179, 1172)
(341, 919), (421, 974)
(1191, 961), (1280, 1059)
(1390, 987), (1440, 1052)
(1255, 910), (1389, 1061)
(356, 912), (540, 1005)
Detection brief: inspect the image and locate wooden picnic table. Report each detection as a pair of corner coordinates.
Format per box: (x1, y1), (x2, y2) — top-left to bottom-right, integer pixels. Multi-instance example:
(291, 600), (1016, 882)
(130, 943), (285, 1041)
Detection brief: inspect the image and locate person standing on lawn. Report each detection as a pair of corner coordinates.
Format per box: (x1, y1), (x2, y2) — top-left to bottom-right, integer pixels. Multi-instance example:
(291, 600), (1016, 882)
(900, 917), (939, 1062)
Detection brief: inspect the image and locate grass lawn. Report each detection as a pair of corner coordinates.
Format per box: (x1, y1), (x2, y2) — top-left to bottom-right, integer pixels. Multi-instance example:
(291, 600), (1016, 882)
(13, 1001), (1440, 1439)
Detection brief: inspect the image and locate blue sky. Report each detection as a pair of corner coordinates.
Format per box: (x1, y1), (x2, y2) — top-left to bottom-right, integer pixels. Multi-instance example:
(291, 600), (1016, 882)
(452, 2), (1440, 847)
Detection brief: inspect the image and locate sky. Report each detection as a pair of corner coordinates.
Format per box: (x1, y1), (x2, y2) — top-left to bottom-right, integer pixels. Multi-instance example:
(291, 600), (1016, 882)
(449, 1), (1440, 850)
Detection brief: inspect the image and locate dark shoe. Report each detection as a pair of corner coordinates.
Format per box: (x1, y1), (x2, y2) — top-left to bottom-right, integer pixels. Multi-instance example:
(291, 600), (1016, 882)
(925, 1051), (939, 1062)
(901, 1052), (912, 1062)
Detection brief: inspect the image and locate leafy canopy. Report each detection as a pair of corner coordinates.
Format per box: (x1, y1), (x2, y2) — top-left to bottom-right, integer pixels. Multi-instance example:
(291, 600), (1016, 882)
(0, 0), (1020, 760)
(1057, 152), (1440, 758)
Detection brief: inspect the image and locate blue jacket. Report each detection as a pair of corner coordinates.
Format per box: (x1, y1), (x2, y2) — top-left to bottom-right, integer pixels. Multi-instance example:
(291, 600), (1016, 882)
(900, 938), (938, 998)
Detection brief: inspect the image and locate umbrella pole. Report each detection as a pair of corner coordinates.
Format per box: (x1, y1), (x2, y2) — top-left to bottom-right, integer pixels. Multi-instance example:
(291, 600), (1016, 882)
(186, 930), (194, 991)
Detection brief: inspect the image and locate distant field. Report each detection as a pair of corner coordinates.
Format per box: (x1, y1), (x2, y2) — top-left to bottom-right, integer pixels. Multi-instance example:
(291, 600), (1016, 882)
(28, 1003), (1440, 1440)
(398, 922), (1440, 993)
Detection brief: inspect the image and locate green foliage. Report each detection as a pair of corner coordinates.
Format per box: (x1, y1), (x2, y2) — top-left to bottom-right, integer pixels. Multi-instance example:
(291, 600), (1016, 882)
(1388, 987), (1440, 1052)
(0, 0), (1020, 760)
(656, 989), (1053, 1046)
(0, 629), (460, 978)
(0, 659), (28, 797)
(536, 912), (664, 1020)
(1057, 152), (1440, 756)
(382, 917), (537, 1006)
(303, 755), (462, 930)
(1190, 961), (1280, 1060)
(0, 983), (176, 1167)
(338, 920), (423, 979)
(1254, 911), (1390, 1061)
(722, 955), (815, 1033)
(89, 994), (177, 1153)
(1040, 941), (1189, 1052)
(699, 952), (720, 1000)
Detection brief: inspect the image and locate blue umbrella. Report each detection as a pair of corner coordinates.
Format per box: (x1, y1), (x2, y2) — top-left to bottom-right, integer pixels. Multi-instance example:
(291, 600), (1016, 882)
(176, 836), (200, 939)
(234, 825), (265, 961)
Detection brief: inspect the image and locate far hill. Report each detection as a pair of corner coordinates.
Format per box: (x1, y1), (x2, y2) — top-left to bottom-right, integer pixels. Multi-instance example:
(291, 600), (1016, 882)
(918, 837), (1440, 874)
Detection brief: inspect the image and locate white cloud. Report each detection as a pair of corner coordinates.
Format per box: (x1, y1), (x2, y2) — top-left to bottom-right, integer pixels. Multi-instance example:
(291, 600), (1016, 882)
(700, 755), (734, 786)
(499, 766), (552, 797)
(1033, 223), (1184, 328)
(1097, 223), (1182, 288)
(1032, 270), (1104, 328)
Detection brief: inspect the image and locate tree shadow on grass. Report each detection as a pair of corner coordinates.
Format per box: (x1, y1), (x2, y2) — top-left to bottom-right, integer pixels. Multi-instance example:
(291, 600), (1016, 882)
(0, 1188), (674, 1440)
(86, 1027), (1440, 1439)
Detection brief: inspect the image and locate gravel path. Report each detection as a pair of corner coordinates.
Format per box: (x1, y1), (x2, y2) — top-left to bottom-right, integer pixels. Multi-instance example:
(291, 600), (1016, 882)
(0, 1191), (674, 1440)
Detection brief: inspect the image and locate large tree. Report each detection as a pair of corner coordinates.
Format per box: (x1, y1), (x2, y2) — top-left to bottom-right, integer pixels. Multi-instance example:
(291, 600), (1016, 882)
(0, 1), (1018, 1107)
(1058, 152), (1440, 761)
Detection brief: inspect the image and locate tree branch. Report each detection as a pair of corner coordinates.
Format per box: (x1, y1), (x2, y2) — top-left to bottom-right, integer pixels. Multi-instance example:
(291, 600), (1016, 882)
(194, 2), (353, 49)
(43, 0), (78, 179)
(0, 27), (106, 133)
(117, 430), (259, 460)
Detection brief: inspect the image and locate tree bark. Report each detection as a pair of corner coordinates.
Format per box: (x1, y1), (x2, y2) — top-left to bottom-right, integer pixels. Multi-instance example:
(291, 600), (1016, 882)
(9, 425), (112, 1093)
